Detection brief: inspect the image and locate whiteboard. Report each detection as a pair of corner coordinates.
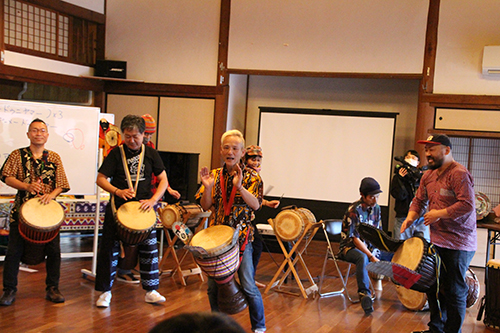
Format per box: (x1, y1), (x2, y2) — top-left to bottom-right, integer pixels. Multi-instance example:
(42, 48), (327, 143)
(258, 108), (397, 206)
(0, 99), (100, 195)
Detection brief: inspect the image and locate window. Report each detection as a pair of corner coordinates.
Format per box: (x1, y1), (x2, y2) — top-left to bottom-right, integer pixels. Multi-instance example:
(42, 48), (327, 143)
(3, 0), (99, 66)
(4, 0), (69, 57)
(450, 137), (500, 207)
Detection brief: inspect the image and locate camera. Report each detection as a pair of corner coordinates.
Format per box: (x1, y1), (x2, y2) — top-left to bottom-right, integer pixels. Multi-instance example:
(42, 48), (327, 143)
(394, 156), (422, 183)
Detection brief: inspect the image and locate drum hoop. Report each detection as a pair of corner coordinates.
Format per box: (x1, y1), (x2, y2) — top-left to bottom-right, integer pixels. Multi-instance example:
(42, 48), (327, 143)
(19, 199), (64, 231)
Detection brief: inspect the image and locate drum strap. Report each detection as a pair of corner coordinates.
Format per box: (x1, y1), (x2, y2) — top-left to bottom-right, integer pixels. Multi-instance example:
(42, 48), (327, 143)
(114, 145), (145, 258)
(119, 144), (145, 194)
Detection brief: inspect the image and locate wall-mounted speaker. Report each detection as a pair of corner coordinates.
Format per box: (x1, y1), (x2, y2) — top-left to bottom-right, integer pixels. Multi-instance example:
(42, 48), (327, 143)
(94, 60), (127, 79)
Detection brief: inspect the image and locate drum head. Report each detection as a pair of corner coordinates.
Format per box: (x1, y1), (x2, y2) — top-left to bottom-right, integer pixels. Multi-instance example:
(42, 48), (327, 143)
(190, 225), (234, 252)
(116, 201), (156, 231)
(392, 237), (424, 271)
(274, 209), (306, 241)
(396, 285), (427, 311)
(159, 205), (181, 229)
(20, 198), (64, 230)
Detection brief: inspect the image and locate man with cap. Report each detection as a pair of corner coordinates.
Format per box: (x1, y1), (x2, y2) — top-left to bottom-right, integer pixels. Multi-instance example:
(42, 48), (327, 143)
(401, 134), (476, 333)
(338, 177), (384, 315)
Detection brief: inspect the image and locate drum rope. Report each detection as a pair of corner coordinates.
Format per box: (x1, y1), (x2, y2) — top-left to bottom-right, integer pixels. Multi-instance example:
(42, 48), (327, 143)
(428, 244), (443, 319)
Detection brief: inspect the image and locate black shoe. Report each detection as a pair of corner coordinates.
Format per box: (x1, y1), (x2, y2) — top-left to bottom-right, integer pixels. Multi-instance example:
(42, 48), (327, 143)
(46, 286), (65, 303)
(0, 289), (16, 306)
(360, 294), (374, 315)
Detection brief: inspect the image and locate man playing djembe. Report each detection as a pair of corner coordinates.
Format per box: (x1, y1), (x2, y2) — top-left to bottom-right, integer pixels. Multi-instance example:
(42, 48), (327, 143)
(196, 129), (266, 333)
(94, 114), (169, 307)
(0, 118), (70, 306)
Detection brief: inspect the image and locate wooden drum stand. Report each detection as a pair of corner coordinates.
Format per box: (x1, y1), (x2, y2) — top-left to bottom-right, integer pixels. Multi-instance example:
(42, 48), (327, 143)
(159, 210), (211, 286)
(264, 217), (322, 298)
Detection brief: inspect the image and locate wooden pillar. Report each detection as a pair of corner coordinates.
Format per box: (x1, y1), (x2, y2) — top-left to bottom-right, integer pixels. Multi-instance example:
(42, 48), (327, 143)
(415, 0), (440, 158)
(211, 0), (231, 169)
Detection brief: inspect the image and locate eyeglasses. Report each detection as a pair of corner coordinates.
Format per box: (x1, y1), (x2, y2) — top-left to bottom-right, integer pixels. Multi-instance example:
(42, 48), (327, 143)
(29, 128), (47, 134)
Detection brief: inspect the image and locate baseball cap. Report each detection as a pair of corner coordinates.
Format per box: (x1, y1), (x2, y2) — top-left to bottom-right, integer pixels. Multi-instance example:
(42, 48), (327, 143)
(417, 134), (452, 149)
(245, 145), (263, 157)
(359, 177), (382, 196)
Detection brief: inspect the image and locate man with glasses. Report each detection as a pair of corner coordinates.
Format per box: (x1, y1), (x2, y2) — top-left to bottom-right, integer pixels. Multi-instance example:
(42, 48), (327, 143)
(0, 118), (70, 306)
(338, 177), (384, 315)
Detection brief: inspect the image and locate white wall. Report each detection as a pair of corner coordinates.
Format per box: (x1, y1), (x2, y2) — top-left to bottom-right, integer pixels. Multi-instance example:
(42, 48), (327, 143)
(105, 0), (221, 85)
(228, 0), (428, 74)
(434, 0), (500, 95)
(157, 97), (215, 180)
(63, 0), (105, 14)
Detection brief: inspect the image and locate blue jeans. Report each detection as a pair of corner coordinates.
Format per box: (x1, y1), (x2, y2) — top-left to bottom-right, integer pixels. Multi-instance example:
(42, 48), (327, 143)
(393, 216), (430, 241)
(341, 247), (393, 295)
(208, 241), (266, 331)
(425, 246), (474, 333)
(342, 248), (371, 295)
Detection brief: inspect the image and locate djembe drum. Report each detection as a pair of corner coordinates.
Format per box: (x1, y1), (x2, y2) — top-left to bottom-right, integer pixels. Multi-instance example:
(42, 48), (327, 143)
(19, 198), (65, 244)
(479, 259), (500, 330)
(273, 207), (317, 242)
(185, 225), (247, 314)
(390, 236), (437, 292)
(115, 201), (156, 245)
(115, 201), (157, 270)
(18, 198), (65, 265)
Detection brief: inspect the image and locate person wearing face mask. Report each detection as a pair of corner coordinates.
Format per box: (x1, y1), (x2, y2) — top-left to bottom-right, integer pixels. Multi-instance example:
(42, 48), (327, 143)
(390, 150), (429, 241)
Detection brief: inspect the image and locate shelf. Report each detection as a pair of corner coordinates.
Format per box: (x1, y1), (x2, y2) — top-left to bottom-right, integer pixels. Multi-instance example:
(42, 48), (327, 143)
(80, 75), (144, 83)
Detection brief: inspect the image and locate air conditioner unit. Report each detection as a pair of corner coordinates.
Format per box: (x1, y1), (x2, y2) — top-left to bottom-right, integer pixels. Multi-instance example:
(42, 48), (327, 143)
(482, 46), (500, 75)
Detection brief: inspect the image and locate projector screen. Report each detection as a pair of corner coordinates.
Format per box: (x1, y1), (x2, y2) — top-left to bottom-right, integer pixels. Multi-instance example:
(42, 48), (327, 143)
(258, 108), (397, 207)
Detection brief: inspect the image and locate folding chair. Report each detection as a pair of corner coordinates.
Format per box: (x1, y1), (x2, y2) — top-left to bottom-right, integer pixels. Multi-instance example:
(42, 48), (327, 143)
(318, 219), (375, 303)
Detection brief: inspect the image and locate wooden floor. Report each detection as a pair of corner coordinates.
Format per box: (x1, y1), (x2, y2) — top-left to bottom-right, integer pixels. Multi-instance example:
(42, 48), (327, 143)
(0, 233), (491, 333)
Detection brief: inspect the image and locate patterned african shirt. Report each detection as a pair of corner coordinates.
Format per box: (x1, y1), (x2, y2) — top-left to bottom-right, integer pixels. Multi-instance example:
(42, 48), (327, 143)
(0, 147), (70, 219)
(195, 164), (263, 245)
(338, 199), (382, 255)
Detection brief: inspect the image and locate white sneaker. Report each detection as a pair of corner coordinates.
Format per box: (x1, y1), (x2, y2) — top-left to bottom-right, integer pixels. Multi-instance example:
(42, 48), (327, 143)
(145, 290), (166, 304)
(96, 291), (112, 308)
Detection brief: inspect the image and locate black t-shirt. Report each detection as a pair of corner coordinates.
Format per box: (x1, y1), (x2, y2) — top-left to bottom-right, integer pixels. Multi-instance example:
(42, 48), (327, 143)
(98, 145), (165, 204)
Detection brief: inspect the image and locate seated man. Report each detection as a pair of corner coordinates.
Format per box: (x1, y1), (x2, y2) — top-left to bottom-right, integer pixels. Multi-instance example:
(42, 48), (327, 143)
(338, 177), (384, 315)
